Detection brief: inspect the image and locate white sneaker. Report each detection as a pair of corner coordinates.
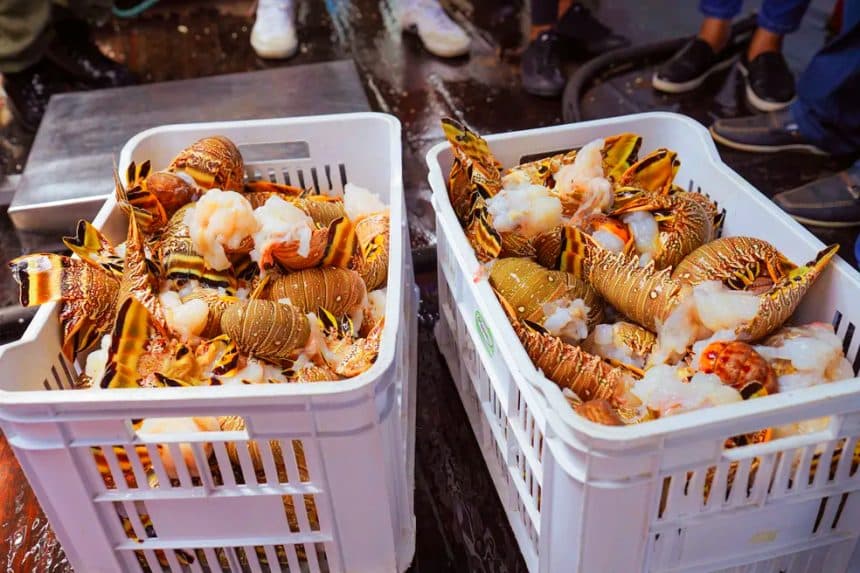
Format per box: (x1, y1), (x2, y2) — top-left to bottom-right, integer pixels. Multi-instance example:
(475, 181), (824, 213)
(251, 0), (298, 59)
(399, 0), (470, 58)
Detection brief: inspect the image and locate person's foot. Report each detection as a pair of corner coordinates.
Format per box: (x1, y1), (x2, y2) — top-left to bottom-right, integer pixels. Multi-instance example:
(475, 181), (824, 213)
(555, 2), (629, 58)
(251, 0), (298, 59)
(400, 0), (470, 58)
(772, 163), (860, 228)
(2, 60), (77, 131)
(47, 17), (137, 88)
(652, 38), (736, 93)
(709, 109), (828, 155)
(521, 31), (565, 97)
(737, 51), (795, 112)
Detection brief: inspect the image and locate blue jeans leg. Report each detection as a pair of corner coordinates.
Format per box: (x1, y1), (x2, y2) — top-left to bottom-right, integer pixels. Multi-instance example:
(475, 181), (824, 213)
(790, 13), (860, 156)
(699, 0), (742, 20)
(757, 0), (811, 34)
(531, 0), (558, 26)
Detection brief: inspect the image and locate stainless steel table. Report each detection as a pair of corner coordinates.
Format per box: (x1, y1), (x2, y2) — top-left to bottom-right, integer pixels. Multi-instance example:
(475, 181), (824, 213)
(9, 59), (369, 232)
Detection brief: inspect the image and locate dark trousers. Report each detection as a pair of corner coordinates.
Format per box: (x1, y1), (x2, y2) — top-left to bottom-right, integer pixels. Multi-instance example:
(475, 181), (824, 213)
(0, 0), (109, 73)
(699, 0), (810, 34)
(791, 3), (860, 156)
(531, 0), (559, 26)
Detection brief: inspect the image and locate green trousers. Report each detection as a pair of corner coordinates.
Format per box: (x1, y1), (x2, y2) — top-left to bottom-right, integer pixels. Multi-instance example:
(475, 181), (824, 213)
(0, 0), (111, 73)
(0, 0), (51, 73)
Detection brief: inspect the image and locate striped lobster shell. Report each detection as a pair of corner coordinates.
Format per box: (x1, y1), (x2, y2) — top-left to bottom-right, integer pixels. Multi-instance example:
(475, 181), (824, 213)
(514, 320), (635, 404)
(221, 300), (310, 363)
(489, 257), (603, 328)
(256, 267), (367, 317)
(168, 136), (245, 192)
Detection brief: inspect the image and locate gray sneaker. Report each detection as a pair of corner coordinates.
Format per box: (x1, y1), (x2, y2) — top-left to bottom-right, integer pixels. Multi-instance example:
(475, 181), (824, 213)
(772, 162), (860, 228)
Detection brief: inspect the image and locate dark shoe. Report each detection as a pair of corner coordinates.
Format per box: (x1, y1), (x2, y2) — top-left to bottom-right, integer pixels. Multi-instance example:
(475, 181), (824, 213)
(521, 31), (565, 97)
(47, 17), (137, 88)
(556, 2), (629, 58)
(772, 163), (860, 228)
(709, 109), (828, 155)
(652, 38), (736, 93)
(738, 51), (795, 112)
(2, 59), (77, 131)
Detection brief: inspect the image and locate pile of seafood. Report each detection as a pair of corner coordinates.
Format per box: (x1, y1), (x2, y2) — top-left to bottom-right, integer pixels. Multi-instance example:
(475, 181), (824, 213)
(11, 135), (390, 389)
(442, 117), (854, 441)
(9, 136), (390, 492)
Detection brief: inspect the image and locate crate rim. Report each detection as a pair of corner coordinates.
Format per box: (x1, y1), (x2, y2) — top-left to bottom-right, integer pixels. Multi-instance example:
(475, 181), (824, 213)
(427, 110), (860, 450)
(0, 112), (406, 412)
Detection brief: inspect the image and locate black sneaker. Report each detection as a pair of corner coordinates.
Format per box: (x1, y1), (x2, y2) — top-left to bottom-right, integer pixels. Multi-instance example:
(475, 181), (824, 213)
(737, 51), (795, 112)
(709, 109), (828, 155)
(556, 2), (629, 59)
(521, 31), (565, 98)
(48, 16), (138, 89)
(772, 163), (860, 228)
(652, 38), (736, 93)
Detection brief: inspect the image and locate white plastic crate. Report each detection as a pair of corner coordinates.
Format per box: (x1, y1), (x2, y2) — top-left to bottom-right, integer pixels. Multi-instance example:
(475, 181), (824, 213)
(427, 112), (860, 573)
(0, 113), (418, 573)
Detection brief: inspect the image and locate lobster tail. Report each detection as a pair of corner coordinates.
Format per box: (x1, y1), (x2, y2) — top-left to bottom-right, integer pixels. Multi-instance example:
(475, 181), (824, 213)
(441, 117), (498, 169)
(464, 204), (502, 262)
(533, 225), (596, 277)
(243, 180), (306, 198)
(601, 132), (642, 182)
(516, 320), (633, 404)
(127, 159), (152, 186)
(353, 212), (390, 290)
(575, 399), (626, 426)
(116, 166), (168, 232)
(558, 225), (596, 277)
(10, 254), (68, 307)
(63, 220), (124, 276)
(321, 216), (357, 268)
(10, 253), (120, 359)
(618, 148), (679, 194)
(737, 244), (839, 340)
(101, 296), (152, 389)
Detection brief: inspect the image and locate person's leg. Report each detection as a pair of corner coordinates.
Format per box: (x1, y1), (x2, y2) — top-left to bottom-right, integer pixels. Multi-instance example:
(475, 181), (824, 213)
(736, 0), (810, 111)
(709, 15), (860, 225)
(521, 0), (564, 97)
(0, 0), (52, 73)
(530, 0), (559, 39)
(251, 0), (298, 59)
(398, 0), (470, 59)
(651, 0), (740, 93)
(697, 0), (741, 51)
(554, 0), (627, 57)
(752, 0), (810, 55)
(767, 7), (860, 229)
(790, 13), (860, 156)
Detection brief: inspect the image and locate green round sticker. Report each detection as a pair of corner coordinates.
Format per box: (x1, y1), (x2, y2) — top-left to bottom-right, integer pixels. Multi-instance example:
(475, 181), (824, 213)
(475, 310), (494, 356)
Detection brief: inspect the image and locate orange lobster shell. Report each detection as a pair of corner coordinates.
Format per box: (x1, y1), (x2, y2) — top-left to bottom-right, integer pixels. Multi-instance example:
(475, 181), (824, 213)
(698, 340), (778, 395)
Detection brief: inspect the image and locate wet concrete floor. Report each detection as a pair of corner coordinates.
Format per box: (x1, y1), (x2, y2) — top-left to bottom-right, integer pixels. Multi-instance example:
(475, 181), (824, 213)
(0, 0), (856, 571)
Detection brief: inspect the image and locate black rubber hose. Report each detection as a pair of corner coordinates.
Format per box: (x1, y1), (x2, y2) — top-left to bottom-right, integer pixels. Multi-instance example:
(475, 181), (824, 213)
(562, 14), (758, 123)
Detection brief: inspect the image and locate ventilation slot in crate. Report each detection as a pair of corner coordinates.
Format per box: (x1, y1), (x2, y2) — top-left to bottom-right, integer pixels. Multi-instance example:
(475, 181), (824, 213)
(246, 163), (348, 196)
(42, 353), (77, 390)
(129, 542), (331, 573)
(86, 424), (318, 494)
(657, 454), (773, 521)
(768, 437), (860, 499)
